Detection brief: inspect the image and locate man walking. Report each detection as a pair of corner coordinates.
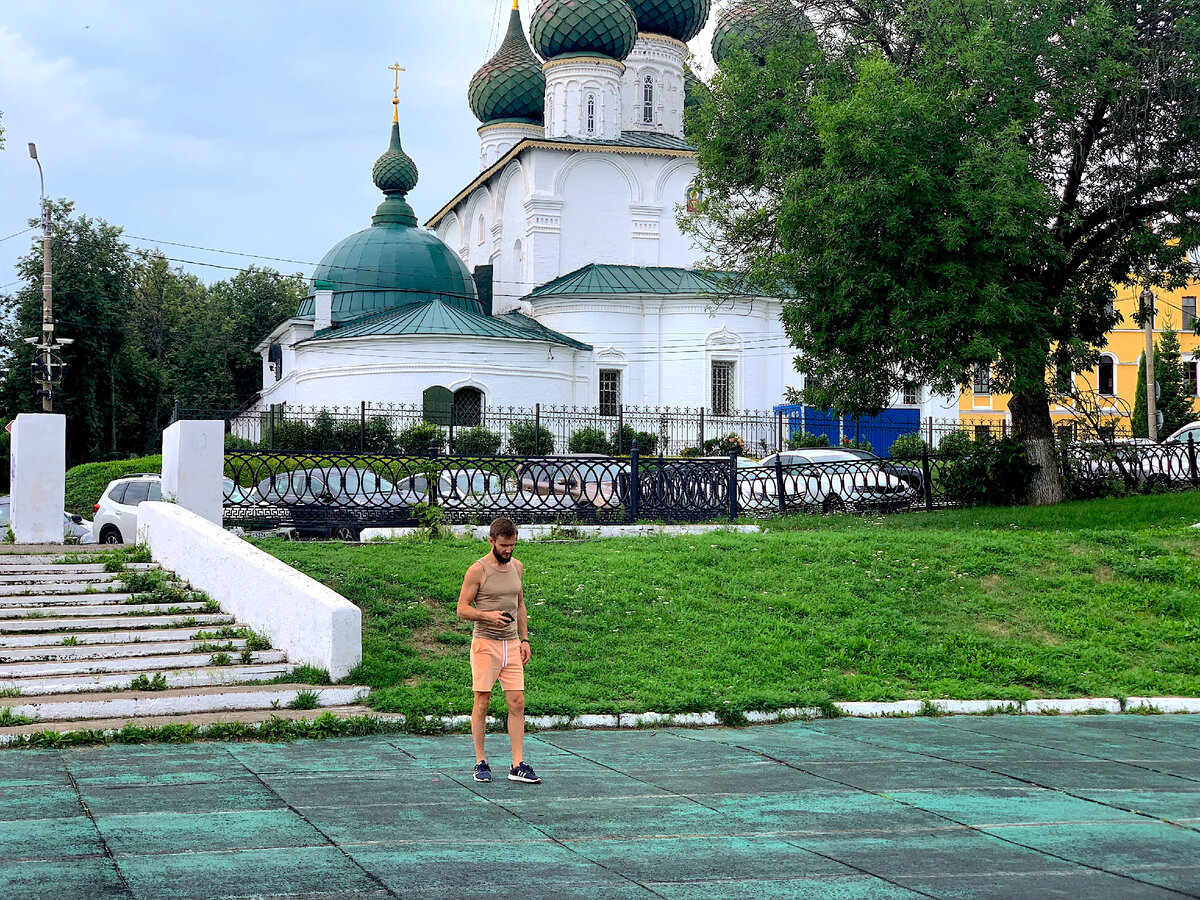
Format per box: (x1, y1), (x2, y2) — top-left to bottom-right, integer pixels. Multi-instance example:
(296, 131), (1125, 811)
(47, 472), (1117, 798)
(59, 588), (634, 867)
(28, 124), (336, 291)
(456, 517), (541, 784)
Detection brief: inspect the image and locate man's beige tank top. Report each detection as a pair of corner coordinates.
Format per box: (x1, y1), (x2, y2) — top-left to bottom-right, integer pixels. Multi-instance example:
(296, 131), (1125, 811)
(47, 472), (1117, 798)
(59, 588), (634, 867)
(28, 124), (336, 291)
(473, 560), (521, 641)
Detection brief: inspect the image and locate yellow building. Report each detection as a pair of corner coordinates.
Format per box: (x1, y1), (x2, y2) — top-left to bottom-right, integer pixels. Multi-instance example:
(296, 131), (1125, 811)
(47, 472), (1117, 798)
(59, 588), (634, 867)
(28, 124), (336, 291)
(960, 282), (1200, 436)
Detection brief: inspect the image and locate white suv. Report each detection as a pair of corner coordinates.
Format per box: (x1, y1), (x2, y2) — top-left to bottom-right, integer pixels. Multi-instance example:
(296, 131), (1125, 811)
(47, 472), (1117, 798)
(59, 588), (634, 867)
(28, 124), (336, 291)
(93, 474), (162, 544)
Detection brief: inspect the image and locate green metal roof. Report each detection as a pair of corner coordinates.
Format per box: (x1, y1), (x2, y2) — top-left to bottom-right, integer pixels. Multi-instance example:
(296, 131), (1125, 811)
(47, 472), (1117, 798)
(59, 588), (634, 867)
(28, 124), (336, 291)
(548, 131), (696, 152)
(527, 264), (759, 298)
(629, 0), (712, 42)
(306, 298), (592, 350)
(532, 0), (638, 62)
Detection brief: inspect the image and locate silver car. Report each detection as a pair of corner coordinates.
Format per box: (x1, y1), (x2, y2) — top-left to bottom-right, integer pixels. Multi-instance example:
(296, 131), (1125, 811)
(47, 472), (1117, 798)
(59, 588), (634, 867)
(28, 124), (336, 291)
(754, 449), (918, 513)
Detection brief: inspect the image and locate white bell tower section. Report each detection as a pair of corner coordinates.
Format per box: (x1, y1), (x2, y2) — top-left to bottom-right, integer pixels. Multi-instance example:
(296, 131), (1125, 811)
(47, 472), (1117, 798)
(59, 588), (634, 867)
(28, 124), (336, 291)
(621, 34), (687, 137)
(543, 57), (626, 142)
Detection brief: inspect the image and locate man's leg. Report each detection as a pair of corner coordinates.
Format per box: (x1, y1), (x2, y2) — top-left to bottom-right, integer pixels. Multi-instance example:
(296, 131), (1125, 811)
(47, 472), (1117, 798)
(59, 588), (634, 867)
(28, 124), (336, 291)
(472, 690), (491, 762)
(505, 689), (525, 766)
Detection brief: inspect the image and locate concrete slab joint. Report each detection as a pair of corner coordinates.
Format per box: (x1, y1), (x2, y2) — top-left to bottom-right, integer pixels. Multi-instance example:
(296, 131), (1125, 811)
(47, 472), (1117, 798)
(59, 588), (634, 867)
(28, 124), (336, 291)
(137, 502), (362, 679)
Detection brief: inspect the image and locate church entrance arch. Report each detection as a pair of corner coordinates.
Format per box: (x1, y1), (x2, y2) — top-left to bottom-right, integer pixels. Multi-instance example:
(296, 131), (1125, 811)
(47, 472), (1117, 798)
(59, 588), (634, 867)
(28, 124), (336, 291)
(423, 386), (453, 426)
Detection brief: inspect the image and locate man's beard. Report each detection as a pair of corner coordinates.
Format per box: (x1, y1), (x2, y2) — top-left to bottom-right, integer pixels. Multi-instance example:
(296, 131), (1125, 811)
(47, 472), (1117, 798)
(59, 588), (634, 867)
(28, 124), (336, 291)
(492, 547), (511, 563)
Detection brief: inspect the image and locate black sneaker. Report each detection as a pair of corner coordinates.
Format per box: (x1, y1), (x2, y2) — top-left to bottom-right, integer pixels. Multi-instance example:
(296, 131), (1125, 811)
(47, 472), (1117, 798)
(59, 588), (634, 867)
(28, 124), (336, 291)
(473, 760), (492, 783)
(508, 761), (541, 784)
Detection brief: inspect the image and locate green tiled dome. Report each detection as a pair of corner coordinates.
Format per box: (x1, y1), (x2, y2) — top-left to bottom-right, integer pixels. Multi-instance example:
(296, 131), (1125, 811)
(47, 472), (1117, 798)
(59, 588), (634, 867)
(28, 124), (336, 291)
(469, 6), (546, 125)
(628, 0), (711, 42)
(531, 0), (638, 62)
(297, 121), (480, 323)
(712, 0), (809, 63)
(684, 64), (706, 110)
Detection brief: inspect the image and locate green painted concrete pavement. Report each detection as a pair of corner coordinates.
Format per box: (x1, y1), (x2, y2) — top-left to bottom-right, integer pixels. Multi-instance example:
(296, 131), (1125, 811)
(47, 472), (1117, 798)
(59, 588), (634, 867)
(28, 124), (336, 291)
(2, 716), (1199, 899)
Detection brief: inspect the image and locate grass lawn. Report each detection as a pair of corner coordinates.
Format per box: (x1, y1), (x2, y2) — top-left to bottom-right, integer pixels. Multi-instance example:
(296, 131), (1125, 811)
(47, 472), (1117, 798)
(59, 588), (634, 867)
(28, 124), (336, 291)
(256, 494), (1200, 719)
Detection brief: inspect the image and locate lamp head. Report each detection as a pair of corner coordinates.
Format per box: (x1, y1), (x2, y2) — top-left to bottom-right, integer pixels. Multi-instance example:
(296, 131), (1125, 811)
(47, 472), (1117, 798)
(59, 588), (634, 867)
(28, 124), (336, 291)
(27, 143), (37, 160)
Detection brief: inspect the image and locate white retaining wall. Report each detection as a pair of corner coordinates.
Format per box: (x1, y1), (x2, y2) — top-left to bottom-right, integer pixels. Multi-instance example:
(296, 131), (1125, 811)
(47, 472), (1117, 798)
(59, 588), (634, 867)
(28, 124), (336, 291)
(137, 502), (362, 679)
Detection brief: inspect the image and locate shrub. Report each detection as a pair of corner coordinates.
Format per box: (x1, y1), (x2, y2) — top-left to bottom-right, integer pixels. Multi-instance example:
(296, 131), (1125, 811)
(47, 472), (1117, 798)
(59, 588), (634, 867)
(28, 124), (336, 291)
(702, 432), (746, 456)
(455, 425), (502, 456)
(679, 446), (702, 458)
(787, 430), (830, 450)
(840, 436), (874, 453)
(610, 425), (658, 455)
(362, 416), (397, 454)
(65, 455), (162, 518)
(941, 436), (1035, 507)
(396, 422), (447, 455)
(507, 420), (554, 456)
(265, 417), (315, 452)
(936, 430), (973, 458)
(888, 433), (928, 459)
(568, 426), (612, 455)
(224, 433), (257, 452)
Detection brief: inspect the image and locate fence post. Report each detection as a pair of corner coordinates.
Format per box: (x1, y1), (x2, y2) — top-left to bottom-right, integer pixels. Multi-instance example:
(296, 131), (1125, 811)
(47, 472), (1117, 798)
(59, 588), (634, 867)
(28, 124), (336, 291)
(428, 440), (441, 511)
(927, 417), (934, 447)
(774, 452), (786, 515)
(617, 405), (625, 454)
(728, 452), (739, 521)
(922, 444), (933, 512)
(699, 408), (705, 449)
(171, 399), (181, 425)
(1189, 434), (1198, 487)
(629, 441), (640, 524)
(359, 401), (366, 453)
(268, 404), (275, 451)
(777, 410), (784, 452)
(534, 403), (541, 456)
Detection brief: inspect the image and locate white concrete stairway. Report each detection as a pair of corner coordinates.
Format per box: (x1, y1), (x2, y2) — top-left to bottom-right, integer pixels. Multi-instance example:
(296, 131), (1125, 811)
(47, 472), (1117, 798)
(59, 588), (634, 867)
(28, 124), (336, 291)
(0, 546), (370, 737)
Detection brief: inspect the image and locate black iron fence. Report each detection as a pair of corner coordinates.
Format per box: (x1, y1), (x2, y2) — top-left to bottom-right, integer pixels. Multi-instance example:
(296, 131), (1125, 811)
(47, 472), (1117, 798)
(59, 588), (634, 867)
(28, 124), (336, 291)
(220, 435), (1199, 536)
(182, 400), (1136, 459)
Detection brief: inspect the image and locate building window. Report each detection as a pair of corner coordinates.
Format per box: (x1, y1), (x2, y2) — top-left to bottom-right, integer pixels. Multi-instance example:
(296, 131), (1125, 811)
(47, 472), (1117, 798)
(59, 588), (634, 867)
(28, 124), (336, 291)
(476, 216), (486, 246)
(1056, 423), (1076, 443)
(972, 364), (991, 395)
(975, 424), (994, 441)
(642, 75), (654, 124)
(586, 94), (596, 134)
(452, 387), (484, 427)
(903, 381), (920, 406)
(1184, 296), (1197, 330)
(712, 361), (735, 415)
(599, 369), (621, 417)
(1098, 357), (1115, 397)
(1187, 360), (1199, 398)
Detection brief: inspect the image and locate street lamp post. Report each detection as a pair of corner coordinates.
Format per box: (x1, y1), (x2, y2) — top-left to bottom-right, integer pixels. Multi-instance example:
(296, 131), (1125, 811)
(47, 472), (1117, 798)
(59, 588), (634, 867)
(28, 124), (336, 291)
(27, 143), (58, 412)
(1141, 286), (1158, 441)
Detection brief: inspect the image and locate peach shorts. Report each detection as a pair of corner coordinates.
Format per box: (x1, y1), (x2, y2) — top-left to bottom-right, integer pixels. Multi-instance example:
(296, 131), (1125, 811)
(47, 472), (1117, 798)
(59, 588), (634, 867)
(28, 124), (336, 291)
(471, 637), (525, 693)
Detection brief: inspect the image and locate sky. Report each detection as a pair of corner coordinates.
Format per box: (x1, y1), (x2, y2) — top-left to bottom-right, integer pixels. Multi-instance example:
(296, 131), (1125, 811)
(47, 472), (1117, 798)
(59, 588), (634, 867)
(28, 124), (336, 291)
(0, 1), (718, 295)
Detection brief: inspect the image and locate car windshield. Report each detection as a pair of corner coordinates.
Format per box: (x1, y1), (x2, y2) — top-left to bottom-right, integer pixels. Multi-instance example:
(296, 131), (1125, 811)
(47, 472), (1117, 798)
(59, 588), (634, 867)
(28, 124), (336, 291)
(322, 469), (393, 495)
(787, 450), (870, 464)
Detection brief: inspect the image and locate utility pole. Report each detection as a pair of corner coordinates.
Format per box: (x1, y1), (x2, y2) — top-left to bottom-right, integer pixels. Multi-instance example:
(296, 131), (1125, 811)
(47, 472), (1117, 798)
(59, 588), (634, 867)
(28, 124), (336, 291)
(26, 143), (69, 411)
(1141, 286), (1158, 441)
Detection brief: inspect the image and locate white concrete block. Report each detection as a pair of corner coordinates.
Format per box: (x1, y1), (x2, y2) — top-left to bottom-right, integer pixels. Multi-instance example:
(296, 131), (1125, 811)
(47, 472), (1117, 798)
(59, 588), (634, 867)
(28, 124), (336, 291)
(620, 711), (668, 727)
(572, 714), (619, 728)
(161, 420), (224, 525)
(1127, 697), (1200, 714)
(9, 414), (66, 544)
(837, 700), (926, 717)
(1026, 698), (1121, 715)
(138, 502), (362, 679)
(671, 712), (720, 726)
(934, 700), (1023, 715)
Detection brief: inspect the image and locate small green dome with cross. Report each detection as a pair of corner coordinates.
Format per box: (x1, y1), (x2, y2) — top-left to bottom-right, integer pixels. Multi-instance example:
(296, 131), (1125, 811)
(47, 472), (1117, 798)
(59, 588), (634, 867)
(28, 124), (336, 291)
(531, 0), (639, 62)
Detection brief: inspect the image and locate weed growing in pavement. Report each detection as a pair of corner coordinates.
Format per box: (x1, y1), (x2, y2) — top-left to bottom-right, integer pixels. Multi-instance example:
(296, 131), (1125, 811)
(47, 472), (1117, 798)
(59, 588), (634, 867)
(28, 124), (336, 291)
(60, 636), (79, 646)
(209, 652), (233, 667)
(918, 700), (945, 717)
(1127, 703), (1165, 715)
(240, 648), (253, 664)
(275, 666), (332, 685)
(0, 687), (22, 698)
(245, 630), (272, 651)
(22, 611), (47, 619)
(287, 690), (322, 710)
(0, 707), (35, 726)
(192, 641), (236, 654)
(128, 673), (169, 692)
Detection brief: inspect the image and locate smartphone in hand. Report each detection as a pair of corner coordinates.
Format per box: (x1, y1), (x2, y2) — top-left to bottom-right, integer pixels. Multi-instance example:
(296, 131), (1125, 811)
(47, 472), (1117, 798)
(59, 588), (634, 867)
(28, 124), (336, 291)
(500, 611), (515, 623)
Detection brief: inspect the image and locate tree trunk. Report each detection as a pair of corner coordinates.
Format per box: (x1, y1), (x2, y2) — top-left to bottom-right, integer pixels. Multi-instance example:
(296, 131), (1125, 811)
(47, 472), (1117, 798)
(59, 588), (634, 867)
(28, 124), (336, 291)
(1009, 388), (1063, 506)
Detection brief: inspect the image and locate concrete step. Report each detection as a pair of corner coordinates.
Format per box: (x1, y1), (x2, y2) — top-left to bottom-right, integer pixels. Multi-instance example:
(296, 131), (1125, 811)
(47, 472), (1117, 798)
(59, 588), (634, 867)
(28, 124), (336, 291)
(0, 613), (236, 633)
(0, 638), (251, 661)
(0, 593), (140, 609)
(0, 581), (132, 597)
(0, 548), (109, 560)
(0, 572), (124, 585)
(0, 601), (211, 620)
(0, 563), (159, 576)
(0, 626), (248, 647)
(0, 662), (294, 696)
(0, 650), (288, 679)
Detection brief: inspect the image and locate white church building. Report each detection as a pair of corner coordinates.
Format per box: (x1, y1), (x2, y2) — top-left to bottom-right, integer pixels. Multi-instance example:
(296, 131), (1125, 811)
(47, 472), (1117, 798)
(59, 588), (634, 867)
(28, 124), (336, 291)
(253, 0), (957, 426)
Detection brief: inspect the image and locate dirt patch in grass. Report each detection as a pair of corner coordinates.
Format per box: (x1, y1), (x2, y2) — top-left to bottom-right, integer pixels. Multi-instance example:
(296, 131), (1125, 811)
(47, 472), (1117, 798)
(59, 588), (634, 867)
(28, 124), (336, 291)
(981, 620), (1061, 646)
(981, 574), (1005, 590)
(1093, 565), (1115, 582)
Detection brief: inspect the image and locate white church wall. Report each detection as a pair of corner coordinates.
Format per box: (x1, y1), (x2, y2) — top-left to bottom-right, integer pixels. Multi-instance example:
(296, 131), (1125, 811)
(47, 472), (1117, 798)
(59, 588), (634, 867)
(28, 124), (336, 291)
(656, 160), (701, 268)
(495, 161), (532, 312)
(557, 155), (639, 273)
(463, 188), (495, 272)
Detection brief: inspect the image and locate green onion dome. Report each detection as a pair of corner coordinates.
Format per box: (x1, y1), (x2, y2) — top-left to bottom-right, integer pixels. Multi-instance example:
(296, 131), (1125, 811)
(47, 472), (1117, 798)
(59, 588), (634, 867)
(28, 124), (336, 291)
(296, 122), (480, 324)
(469, 5), (546, 125)
(627, 0), (711, 42)
(531, 0), (639, 62)
(712, 0), (810, 64)
(684, 64), (707, 111)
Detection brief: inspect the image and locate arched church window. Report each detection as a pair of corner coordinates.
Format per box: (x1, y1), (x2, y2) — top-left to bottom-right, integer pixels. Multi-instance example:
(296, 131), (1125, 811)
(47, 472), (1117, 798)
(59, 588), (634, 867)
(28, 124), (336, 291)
(512, 239), (524, 283)
(477, 216), (486, 246)
(453, 387), (484, 427)
(643, 75), (654, 124)
(586, 94), (596, 134)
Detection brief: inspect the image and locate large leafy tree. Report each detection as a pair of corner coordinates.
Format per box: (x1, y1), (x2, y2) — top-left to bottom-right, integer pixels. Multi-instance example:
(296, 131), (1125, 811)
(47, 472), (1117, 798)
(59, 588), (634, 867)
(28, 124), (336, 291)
(687, 0), (1200, 503)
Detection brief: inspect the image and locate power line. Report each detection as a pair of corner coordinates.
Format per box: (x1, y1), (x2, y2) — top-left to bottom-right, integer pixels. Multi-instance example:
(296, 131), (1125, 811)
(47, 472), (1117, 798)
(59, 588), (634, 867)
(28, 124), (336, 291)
(0, 228), (35, 244)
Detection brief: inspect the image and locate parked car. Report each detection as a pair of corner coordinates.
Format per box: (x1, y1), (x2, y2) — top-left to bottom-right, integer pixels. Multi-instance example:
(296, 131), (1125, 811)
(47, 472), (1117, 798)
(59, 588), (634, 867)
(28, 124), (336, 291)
(755, 448), (919, 513)
(511, 455), (629, 512)
(93, 473), (163, 544)
(254, 466), (412, 540)
(1074, 437), (1190, 488)
(1164, 421), (1200, 446)
(0, 496), (96, 544)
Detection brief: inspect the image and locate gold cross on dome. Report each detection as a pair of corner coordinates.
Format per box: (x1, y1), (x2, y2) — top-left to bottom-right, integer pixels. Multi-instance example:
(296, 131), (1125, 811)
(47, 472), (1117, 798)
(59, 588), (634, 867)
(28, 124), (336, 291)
(389, 63), (406, 122)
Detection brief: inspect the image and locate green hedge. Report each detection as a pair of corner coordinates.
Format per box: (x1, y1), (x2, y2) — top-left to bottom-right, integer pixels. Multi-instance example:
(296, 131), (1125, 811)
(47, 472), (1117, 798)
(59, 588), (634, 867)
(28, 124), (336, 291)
(65, 455), (163, 518)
